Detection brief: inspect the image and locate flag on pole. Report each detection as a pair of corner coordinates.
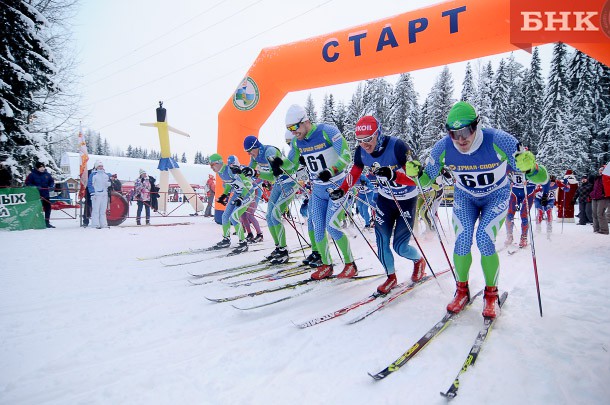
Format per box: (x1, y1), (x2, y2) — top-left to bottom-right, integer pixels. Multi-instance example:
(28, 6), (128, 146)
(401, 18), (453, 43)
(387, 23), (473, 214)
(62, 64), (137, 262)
(77, 127), (89, 200)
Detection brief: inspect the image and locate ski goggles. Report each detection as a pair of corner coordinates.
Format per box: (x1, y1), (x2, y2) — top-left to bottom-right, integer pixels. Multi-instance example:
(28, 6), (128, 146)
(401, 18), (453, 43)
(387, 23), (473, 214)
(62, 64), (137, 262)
(286, 121), (303, 132)
(447, 126), (474, 141)
(355, 131), (378, 144)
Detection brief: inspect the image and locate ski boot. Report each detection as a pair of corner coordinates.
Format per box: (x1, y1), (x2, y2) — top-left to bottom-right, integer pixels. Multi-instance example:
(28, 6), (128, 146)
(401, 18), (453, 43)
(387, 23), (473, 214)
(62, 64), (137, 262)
(231, 240), (249, 255)
(270, 247), (289, 264)
(311, 264), (333, 280)
(376, 273), (397, 294)
(136, 218), (141, 226)
(245, 233), (255, 243)
(447, 281), (470, 314)
(214, 237), (231, 249)
(411, 257), (426, 282)
(252, 233), (264, 243)
(303, 251), (321, 266)
(504, 233), (513, 246)
(265, 246), (281, 261)
(482, 286), (500, 318)
(337, 262), (358, 278)
(519, 234), (528, 248)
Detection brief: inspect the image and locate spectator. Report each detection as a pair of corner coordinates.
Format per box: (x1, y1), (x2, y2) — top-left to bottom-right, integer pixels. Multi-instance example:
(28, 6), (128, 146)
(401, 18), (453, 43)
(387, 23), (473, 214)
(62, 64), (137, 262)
(134, 169), (152, 225)
(573, 175), (593, 225)
(149, 175), (159, 212)
(88, 160), (111, 229)
(0, 155), (12, 187)
(204, 174), (216, 217)
(110, 174), (122, 192)
(590, 165), (609, 235)
(25, 162), (55, 228)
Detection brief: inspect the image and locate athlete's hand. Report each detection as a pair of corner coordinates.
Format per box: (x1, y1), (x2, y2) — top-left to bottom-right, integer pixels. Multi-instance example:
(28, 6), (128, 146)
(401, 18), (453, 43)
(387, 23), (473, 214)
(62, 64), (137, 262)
(514, 150), (536, 173)
(241, 167), (256, 177)
(229, 165), (242, 174)
(217, 193), (228, 206)
(405, 161), (423, 178)
(374, 166), (396, 182)
(540, 193), (549, 207)
(233, 197), (243, 207)
(298, 156), (306, 166)
(329, 188), (345, 201)
(318, 169), (332, 182)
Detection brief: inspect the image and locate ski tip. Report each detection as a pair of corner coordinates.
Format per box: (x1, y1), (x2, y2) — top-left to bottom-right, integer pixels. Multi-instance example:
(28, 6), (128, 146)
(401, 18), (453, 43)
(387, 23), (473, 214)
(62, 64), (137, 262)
(440, 391), (456, 400)
(367, 372), (382, 381)
(204, 296), (222, 303)
(291, 320), (305, 329)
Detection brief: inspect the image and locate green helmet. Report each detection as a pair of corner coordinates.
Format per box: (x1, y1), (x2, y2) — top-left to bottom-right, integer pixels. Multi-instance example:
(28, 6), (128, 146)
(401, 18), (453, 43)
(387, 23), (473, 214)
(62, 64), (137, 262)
(446, 101), (477, 130)
(209, 153), (223, 164)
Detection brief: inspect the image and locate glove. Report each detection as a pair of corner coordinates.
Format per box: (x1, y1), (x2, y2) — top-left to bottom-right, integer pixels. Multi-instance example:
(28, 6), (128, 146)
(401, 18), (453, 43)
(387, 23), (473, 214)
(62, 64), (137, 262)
(329, 188), (345, 201)
(241, 166), (256, 177)
(318, 169), (332, 182)
(217, 193), (228, 206)
(514, 150), (536, 173)
(269, 157), (284, 177)
(405, 161), (423, 178)
(540, 193), (549, 207)
(233, 197), (243, 207)
(229, 165), (242, 174)
(298, 156), (306, 166)
(374, 166), (396, 182)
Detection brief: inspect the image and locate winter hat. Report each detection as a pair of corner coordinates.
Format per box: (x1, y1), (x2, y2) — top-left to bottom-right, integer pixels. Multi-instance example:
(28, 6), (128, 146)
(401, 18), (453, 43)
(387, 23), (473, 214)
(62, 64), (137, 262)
(355, 116), (380, 138)
(139, 168), (146, 175)
(285, 130), (295, 143)
(209, 153), (223, 164)
(243, 135), (262, 151)
(227, 155), (239, 166)
(285, 104), (308, 126)
(565, 170), (573, 175)
(35, 162), (45, 169)
(446, 101), (478, 130)
(94, 160), (103, 168)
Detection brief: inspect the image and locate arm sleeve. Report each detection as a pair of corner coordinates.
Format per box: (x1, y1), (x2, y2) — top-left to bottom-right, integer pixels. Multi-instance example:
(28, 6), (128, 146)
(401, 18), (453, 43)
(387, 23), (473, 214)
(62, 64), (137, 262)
(324, 127), (351, 174)
(339, 147), (364, 192)
(393, 139), (416, 186)
(285, 139), (301, 176)
(418, 140), (446, 188)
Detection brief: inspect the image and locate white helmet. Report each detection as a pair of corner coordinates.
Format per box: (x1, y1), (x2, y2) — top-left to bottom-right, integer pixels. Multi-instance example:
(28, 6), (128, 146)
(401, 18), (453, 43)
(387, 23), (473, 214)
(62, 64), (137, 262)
(284, 130), (295, 144)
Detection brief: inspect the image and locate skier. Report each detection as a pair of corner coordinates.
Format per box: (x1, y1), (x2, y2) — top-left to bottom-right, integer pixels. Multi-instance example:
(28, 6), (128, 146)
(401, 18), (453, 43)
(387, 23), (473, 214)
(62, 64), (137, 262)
(208, 154), (252, 254)
(504, 169), (537, 248)
(284, 104), (357, 280)
(405, 101), (548, 318)
(355, 173), (375, 228)
(329, 115), (424, 293)
(239, 135), (298, 264)
(534, 175), (569, 236)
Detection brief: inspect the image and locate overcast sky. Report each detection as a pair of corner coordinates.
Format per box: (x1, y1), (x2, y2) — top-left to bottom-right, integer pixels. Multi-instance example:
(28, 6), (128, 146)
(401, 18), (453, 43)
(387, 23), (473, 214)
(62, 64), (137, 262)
(73, 0), (553, 160)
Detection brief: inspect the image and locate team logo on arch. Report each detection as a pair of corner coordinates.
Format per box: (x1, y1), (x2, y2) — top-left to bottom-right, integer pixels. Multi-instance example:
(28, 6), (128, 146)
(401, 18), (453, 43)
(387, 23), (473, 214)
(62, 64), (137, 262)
(233, 77), (260, 111)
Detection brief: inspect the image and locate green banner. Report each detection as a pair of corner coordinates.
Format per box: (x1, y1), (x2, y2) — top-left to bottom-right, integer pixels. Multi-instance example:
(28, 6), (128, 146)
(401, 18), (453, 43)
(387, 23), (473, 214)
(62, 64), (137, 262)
(0, 187), (46, 231)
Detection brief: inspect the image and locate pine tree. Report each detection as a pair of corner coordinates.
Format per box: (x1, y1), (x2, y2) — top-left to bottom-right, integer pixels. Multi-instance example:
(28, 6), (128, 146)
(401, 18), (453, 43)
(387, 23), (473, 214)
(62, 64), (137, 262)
(520, 48), (545, 152)
(420, 67), (454, 155)
(537, 42), (573, 176)
(503, 54), (525, 138)
(333, 102), (348, 134)
(181, 152), (187, 163)
(344, 84), (365, 152)
(388, 73), (420, 154)
(0, 0), (59, 182)
(363, 78), (393, 125)
(566, 50), (596, 175)
(460, 62), (476, 105)
(476, 61), (494, 127)
(490, 59), (511, 129)
(591, 60), (610, 167)
(305, 94), (318, 123)
(320, 94), (336, 125)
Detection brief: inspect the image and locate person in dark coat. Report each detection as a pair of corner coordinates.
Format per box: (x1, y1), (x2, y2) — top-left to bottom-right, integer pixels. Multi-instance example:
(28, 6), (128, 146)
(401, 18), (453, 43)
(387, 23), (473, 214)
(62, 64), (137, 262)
(573, 175), (594, 225)
(149, 176), (159, 212)
(24, 162), (55, 228)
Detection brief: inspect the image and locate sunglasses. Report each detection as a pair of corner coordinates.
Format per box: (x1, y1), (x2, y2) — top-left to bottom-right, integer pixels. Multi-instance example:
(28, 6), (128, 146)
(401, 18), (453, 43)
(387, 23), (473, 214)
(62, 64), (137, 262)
(286, 121), (302, 132)
(448, 126), (474, 141)
(356, 132), (377, 144)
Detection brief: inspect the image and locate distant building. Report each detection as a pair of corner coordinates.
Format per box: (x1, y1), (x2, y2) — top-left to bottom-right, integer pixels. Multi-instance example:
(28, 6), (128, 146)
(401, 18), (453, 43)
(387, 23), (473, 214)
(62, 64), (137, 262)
(60, 152), (213, 193)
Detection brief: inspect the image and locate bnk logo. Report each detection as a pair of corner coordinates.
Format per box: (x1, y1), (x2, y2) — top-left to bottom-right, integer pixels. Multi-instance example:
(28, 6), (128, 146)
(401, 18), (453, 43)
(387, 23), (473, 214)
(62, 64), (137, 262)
(510, 0), (610, 45)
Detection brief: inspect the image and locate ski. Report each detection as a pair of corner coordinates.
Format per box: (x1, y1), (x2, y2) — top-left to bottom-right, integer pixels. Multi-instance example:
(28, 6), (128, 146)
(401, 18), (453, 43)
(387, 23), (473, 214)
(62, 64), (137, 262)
(367, 289), (484, 381)
(189, 260), (298, 280)
(347, 269), (451, 325)
(205, 273), (380, 303)
(440, 291), (509, 399)
(137, 246), (218, 261)
(231, 287), (316, 310)
(223, 264), (312, 287)
(162, 247), (269, 266)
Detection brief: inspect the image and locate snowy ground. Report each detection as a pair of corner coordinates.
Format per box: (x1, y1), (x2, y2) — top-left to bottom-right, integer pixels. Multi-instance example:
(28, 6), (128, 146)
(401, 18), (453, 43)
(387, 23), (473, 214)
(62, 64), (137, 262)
(1, 203), (609, 405)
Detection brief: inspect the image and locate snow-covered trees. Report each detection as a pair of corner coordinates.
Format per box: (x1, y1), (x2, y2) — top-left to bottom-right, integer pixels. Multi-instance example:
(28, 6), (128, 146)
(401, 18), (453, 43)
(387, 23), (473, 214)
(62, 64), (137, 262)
(1, 0), (59, 182)
(520, 48), (545, 153)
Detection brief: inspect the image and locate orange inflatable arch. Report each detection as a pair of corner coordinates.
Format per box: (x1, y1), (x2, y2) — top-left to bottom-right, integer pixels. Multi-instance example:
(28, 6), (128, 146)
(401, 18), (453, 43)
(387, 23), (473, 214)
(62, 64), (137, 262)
(215, 0), (610, 213)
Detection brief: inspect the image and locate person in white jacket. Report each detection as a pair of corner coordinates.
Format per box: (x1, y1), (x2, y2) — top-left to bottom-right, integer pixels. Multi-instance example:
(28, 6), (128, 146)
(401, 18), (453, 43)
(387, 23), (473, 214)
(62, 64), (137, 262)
(88, 160), (111, 229)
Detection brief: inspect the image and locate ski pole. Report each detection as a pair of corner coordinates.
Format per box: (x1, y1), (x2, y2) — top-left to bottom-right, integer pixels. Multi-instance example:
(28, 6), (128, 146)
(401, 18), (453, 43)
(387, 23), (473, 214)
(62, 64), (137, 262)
(521, 176), (544, 317)
(373, 174), (443, 289)
(400, 157), (456, 281)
